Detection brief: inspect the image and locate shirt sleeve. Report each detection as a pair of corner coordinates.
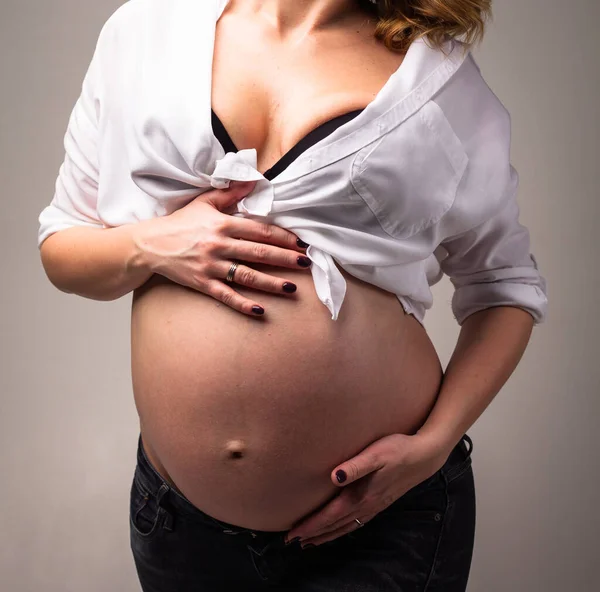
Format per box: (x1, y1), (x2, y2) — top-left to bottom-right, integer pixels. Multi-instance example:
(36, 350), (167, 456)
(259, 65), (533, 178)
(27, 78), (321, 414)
(37, 23), (107, 249)
(434, 62), (549, 327)
(437, 162), (548, 326)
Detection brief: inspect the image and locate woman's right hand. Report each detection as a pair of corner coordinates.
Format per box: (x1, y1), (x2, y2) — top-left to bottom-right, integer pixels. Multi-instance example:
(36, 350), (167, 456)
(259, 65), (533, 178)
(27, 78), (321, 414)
(133, 181), (312, 316)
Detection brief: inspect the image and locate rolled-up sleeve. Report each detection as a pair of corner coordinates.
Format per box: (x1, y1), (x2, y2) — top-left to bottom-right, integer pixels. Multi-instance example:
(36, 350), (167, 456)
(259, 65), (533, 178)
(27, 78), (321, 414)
(437, 161), (548, 326)
(37, 30), (106, 249)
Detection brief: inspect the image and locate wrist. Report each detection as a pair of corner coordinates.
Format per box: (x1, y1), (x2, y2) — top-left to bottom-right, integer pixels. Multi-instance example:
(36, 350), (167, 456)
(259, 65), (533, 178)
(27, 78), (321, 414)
(127, 218), (160, 275)
(415, 423), (461, 460)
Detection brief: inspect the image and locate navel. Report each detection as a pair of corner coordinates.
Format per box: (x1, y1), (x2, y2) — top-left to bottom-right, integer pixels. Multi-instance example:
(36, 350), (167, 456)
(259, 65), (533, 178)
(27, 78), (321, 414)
(224, 439), (247, 460)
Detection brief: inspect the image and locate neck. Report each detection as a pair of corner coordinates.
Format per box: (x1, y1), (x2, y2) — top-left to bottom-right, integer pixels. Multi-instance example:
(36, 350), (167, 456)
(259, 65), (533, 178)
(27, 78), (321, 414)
(240, 0), (360, 36)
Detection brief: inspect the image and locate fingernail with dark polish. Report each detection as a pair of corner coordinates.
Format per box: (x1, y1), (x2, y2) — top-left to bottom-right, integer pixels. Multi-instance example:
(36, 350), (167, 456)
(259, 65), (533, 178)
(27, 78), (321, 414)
(336, 469), (347, 483)
(285, 536), (301, 546)
(302, 543), (316, 549)
(297, 256), (311, 267)
(252, 305), (265, 315)
(296, 238), (310, 249)
(282, 282), (297, 293)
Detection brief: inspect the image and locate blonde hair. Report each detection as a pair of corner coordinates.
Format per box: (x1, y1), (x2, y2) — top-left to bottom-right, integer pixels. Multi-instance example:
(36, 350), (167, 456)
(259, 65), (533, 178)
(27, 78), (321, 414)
(357, 0), (493, 54)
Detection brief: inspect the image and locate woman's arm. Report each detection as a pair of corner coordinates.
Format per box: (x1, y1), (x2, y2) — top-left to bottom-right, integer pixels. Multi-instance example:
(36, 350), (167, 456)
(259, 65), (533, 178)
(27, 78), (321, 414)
(417, 168), (547, 455)
(38, 183), (274, 303)
(37, 9), (306, 312)
(416, 305), (534, 454)
(37, 10), (143, 301)
(39, 223), (152, 301)
(417, 83), (548, 452)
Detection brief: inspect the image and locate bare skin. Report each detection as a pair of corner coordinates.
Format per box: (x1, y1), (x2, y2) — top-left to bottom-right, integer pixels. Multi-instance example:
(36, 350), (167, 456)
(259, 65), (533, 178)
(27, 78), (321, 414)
(131, 0), (445, 532)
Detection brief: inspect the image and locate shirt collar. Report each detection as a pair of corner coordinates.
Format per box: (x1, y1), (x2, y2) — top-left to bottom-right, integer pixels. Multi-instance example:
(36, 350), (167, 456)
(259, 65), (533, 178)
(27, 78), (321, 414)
(211, 0), (471, 185)
(273, 37), (471, 184)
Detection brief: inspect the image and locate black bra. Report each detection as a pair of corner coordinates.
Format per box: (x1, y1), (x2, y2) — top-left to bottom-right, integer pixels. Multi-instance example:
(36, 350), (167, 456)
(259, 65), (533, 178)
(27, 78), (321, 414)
(211, 107), (364, 181)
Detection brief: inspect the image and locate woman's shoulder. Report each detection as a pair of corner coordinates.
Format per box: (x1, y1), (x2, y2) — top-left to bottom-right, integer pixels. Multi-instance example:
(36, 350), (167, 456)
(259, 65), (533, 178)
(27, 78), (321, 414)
(428, 50), (517, 230)
(434, 48), (511, 148)
(90, 0), (219, 84)
(97, 0), (146, 36)
(95, 0), (219, 47)
(90, 1), (146, 59)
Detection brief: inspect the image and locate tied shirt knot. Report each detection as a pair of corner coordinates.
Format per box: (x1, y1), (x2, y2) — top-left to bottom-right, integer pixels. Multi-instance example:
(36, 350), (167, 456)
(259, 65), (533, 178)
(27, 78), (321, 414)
(212, 149), (347, 320)
(210, 149), (274, 217)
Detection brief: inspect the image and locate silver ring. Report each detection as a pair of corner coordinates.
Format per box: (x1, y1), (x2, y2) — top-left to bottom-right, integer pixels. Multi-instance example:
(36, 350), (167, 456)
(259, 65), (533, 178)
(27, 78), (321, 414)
(354, 518), (364, 527)
(225, 260), (239, 283)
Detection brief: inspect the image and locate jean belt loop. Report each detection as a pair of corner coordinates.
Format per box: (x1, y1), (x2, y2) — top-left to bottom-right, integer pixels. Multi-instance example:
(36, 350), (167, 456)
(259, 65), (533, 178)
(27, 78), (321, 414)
(462, 433), (473, 459)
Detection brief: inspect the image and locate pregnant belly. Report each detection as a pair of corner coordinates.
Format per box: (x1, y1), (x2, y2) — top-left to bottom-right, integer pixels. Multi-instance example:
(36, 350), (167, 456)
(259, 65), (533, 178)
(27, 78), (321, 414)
(130, 262), (443, 532)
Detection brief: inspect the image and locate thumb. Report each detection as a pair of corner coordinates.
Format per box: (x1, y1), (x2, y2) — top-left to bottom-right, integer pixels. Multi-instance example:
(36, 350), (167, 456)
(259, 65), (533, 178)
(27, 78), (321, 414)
(205, 180), (258, 213)
(331, 450), (380, 487)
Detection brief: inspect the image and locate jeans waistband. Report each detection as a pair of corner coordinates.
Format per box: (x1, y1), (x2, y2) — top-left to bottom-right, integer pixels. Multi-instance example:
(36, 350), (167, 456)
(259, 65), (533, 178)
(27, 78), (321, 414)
(134, 431), (473, 536)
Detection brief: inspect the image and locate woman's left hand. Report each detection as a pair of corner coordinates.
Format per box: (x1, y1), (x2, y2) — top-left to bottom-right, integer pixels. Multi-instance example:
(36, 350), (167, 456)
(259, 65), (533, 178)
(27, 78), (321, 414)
(284, 432), (451, 548)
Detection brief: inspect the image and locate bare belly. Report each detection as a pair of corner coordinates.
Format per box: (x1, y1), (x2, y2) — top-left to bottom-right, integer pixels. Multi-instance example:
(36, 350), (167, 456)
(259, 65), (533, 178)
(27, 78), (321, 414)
(130, 261), (443, 532)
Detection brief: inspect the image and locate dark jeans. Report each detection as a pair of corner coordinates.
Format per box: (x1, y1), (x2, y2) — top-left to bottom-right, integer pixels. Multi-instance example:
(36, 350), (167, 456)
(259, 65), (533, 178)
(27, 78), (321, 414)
(130, 432), (475, 591)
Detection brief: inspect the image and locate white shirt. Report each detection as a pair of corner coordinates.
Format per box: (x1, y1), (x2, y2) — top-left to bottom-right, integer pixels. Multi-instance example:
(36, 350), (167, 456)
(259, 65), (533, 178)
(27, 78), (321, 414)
(37, 0), (549, 327)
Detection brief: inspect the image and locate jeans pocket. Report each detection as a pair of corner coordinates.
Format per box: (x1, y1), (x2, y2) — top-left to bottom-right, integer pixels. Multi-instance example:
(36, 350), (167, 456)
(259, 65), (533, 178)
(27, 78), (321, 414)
(129, 469), (164, 540)
(349, 500), (447, 586)
(374, 473), (446, 528)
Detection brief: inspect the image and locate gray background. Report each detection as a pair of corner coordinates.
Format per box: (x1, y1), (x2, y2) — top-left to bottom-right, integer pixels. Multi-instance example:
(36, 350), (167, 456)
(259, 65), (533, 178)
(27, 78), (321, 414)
(1, 0), (598, 590)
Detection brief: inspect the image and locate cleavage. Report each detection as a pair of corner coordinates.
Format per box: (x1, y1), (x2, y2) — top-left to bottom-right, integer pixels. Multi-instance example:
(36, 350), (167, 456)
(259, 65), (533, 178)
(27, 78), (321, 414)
(211, 105), (364, 181)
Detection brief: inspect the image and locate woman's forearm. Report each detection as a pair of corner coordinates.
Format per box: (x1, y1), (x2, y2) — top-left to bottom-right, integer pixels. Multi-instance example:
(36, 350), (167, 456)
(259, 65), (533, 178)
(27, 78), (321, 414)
(416, 306), (535, 454)
(39, 222), (154, 301)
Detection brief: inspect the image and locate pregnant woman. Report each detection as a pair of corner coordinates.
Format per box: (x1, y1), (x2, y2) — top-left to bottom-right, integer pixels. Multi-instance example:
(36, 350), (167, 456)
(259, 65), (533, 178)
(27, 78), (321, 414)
(38, 0), (548, 590)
